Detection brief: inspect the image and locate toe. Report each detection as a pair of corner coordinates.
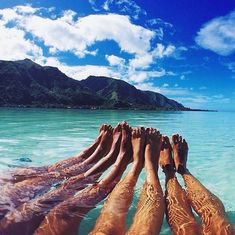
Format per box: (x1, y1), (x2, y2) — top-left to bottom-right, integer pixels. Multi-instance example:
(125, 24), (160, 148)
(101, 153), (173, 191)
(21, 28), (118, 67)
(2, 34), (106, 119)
(172, 134), (177, 144)
(132, 128), (137, 138)
(179, 136), (182, 143)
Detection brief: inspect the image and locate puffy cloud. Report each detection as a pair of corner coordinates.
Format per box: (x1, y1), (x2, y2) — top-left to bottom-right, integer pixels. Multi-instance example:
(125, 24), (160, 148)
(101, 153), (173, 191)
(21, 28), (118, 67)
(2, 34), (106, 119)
(195, 10), (235, 56)
(129, 54), (153, 69)
(37, 56), (120, 80)
(0, 5), (177, 83)
(128, 69), (169, 83)
(61, 65), (120, 80)
(105, 55), (125, 67)
(0, 22), (42, 60)
(74, 14), (154, 55)
(153, 43), (175, 58)
(14, 5), (39, 14)
(0, 7), (154, 58)
(129, 44), (175, 69)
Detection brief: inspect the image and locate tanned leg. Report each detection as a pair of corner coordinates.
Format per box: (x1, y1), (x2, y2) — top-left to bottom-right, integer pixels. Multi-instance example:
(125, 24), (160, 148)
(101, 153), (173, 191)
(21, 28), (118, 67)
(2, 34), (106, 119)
(33, 122), (132, 235)
(159, 136), (201, 235)
(126, 128), (164, 235)
(0, 124), (121, 235)
(89, 126), (145, 235)
(47, 124), (113, 172)
(2, 124), (111, 184)
(0, 125), (113, 219)
(172, 134), (234, 235)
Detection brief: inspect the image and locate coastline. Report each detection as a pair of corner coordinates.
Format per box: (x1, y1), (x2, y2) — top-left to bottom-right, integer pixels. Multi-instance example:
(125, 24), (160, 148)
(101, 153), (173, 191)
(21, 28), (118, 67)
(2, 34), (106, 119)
(0, 105), (217, 112)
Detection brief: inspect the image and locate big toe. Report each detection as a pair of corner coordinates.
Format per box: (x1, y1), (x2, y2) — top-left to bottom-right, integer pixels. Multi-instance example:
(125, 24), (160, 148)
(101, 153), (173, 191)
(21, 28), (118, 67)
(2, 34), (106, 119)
(159, 136), (173, 168)
(100, 124), (109, 132)
(172, 134), (179, 145)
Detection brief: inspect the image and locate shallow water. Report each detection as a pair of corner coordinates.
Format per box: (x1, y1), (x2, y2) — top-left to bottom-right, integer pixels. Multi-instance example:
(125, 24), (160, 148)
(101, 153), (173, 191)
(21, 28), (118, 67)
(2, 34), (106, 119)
(0, 108), (234, 234)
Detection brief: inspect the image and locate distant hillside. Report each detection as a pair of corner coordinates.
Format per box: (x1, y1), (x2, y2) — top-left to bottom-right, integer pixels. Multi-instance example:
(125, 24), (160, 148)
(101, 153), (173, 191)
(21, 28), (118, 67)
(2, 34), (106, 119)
(80, 76), (185, 109)
(0, 59), (189, 110)
(0, 59), (103, 107)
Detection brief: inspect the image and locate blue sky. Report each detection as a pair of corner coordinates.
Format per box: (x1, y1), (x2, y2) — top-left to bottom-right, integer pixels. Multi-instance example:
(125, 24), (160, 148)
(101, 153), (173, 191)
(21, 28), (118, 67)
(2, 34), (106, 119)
(0, 0), (235, 111)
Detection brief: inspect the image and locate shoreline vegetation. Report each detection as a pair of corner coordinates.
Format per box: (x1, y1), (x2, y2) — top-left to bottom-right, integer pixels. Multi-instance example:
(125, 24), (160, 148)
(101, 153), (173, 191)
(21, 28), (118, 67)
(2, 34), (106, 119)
(0, 105), (216, 112)
(0, 58), (216, 112)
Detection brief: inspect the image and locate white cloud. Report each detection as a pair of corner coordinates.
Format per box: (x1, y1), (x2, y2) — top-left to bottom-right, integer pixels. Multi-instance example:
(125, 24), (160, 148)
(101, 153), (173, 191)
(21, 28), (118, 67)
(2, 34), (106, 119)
(129, 54), (153, 69)
(105, 55), (125, 67)
(36, 56), (120, 80)
(0, 22), (42, 60)
(135, 82), (161, 93)
(153, 43), (175, 58)
(62, 65), (120, 80)
(195, 10), (235, 56)
(135, 82), (190, 96)
(129, 44), (175, 69)
(171, 46), (188, 60)
(128, 69), (168, 83)
(0, 7), (154, 58)
(39, 55), (167, 83)
(0, 5), (178, 84)
(14, 5), (39, 14)
(60, 10), (77, 24)
(176, 95), (230, 105)
(136, 82), (231, 109)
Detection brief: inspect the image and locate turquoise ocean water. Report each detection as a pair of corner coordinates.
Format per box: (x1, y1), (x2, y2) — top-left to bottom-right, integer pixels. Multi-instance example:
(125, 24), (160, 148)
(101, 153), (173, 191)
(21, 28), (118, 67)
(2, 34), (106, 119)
(0, 108), (234, 234)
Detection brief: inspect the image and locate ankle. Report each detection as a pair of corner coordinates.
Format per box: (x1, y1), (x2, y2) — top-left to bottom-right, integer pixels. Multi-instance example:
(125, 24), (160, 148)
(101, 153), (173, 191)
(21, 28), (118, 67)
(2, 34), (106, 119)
(163, 166), (175, 179)
(178, 165), (188, 175)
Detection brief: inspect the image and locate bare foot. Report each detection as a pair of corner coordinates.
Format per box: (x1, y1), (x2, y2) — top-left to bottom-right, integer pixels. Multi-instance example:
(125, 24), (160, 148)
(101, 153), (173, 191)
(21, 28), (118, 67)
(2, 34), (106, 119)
(172, 134), (188, 174)
(159, 136), (175, 178)
(82, 125), (113, 165)
(119, 121), (132, 134)
(98, 122), (132, 185)
(99, 123), (111, 133)
(145, 128), (162, 172)
(159, 136), (174, 167)
(112, 122), (122, 140)
(131, 127), (146, 166)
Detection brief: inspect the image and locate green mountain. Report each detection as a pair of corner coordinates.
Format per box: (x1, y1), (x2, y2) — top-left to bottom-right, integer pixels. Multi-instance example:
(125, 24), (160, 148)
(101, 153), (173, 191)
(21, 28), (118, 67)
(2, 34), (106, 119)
(80, 76), (186, 109)
(0, 59), (188, 110)
(0, 59), (103, 107)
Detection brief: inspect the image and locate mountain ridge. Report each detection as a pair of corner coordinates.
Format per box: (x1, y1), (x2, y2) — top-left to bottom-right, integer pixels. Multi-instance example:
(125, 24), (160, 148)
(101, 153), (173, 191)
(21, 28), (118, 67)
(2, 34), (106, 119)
(0, 58), (192, 110)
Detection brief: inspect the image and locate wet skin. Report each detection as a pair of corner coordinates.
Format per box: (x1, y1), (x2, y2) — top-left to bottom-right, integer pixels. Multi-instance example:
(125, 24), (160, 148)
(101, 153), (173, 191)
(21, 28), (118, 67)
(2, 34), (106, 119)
(0, 124), (111, 185)
(0, 124), (233, 235)
(126, 128), (164, 235)
(90, 126), (145, 235)
(0, 124), (123, 235)
(159, 136), (201, 235)
(172, 134), (233, 235)
(33, 122), (132, 235)
(0, 125), (113, 218)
